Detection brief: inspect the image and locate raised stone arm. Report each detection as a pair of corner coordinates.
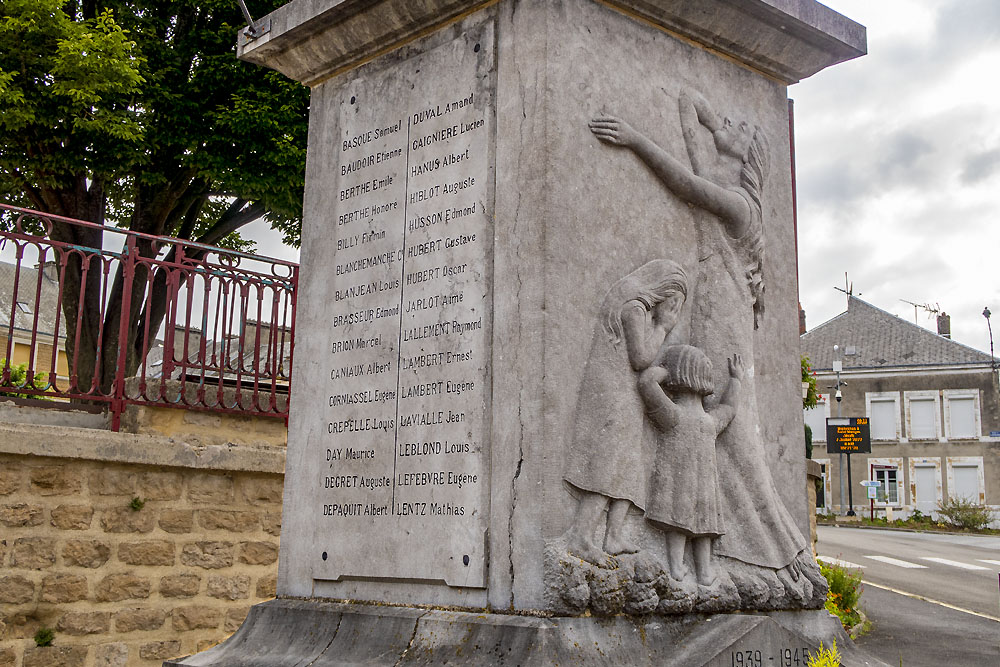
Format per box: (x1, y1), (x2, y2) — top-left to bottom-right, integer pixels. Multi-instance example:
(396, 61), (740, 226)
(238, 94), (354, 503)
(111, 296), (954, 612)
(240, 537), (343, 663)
(679, 88), (723, 133)
(589, 114), (751, 239)
(678, 88), (720, 175)
(710, 354), (744, 434)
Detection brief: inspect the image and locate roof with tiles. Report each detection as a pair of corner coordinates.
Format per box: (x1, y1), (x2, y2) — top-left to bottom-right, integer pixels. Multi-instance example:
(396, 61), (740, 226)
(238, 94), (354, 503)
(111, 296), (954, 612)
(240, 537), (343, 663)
(801, 296), (995, 371)
(0, 261), (65, 340)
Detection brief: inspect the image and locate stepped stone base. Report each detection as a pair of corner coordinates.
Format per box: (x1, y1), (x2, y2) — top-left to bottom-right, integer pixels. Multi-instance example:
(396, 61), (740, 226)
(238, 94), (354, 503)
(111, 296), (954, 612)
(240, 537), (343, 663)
(165, 599), (888, 666)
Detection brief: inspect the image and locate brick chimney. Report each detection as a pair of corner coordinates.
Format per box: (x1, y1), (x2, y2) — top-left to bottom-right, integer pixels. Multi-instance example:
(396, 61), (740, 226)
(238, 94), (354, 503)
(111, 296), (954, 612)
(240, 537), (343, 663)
(171, 326), (203, 367)
(937, 312), (951, 338)
(36, 259), (60, 282)
(799, 305), (807, 335)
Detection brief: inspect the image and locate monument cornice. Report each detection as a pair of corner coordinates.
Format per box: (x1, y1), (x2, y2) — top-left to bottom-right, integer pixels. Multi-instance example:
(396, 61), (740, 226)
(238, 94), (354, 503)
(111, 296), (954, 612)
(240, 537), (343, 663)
(237, 0), (866, 86)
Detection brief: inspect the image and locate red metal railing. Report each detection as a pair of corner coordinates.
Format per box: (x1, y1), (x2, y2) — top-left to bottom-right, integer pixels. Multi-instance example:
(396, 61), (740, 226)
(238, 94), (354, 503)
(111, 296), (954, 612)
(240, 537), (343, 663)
(0, 203), (298, 430)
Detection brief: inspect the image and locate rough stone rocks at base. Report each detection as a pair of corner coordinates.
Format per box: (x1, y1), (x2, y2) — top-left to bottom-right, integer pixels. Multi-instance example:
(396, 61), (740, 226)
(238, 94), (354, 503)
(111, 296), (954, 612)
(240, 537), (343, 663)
(545, 540), (827, 616)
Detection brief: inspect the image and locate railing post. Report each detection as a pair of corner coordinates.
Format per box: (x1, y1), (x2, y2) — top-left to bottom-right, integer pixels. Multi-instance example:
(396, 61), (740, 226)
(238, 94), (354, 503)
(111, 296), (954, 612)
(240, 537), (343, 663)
(111, 235), (137, 431)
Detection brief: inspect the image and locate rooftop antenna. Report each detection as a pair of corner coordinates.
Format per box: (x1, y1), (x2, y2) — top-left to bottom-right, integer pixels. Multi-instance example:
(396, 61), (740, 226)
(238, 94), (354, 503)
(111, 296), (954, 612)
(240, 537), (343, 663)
(900, 299), (941, 324)
(235, 0), (269, 40)
(833, 272), (860, 305)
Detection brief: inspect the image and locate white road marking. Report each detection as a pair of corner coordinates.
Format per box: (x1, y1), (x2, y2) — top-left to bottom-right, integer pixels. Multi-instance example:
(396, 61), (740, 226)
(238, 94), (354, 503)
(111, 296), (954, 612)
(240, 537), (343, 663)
(919, 557), (989, 570)
(977, 559), (1000, 567)
(817, 556), (865, 569)
(864, 555), (927, 568)
(863, 580), (1000, 623)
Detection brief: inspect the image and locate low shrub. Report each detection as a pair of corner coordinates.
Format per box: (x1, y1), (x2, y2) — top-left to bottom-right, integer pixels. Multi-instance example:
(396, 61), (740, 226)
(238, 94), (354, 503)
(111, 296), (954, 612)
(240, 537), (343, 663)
(937, 496), (995, 531)
(820, 561), (863, 630)
(807, 641), (841, 667)
(0, 359), (49, 399)
(34, 627), (55, 647)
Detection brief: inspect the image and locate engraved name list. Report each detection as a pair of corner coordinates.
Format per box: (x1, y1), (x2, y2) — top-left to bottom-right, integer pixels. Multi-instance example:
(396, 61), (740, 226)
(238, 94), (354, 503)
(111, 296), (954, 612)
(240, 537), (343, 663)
(313, 34), (492, 588)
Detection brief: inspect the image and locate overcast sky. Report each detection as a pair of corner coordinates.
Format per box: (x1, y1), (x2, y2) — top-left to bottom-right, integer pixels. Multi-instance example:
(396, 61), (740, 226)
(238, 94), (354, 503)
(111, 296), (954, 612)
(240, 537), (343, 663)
(244, 0), (1000, 355)
(791, 0), (1000, 355)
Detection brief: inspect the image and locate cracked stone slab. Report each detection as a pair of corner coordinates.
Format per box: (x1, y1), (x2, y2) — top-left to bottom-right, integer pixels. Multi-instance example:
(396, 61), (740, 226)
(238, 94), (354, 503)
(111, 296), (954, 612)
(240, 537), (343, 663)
(165, 599), (889, 666)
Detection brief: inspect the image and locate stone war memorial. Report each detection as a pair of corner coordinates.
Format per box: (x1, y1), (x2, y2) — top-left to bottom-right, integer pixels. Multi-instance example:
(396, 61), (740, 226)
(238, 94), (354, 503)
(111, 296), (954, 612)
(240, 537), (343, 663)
(169, 1), (879, 664)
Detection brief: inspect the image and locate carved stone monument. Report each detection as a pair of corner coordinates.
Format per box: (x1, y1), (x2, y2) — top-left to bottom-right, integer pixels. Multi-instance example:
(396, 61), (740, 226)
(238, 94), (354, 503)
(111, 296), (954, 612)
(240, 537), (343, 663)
(168, 1), (881, 664)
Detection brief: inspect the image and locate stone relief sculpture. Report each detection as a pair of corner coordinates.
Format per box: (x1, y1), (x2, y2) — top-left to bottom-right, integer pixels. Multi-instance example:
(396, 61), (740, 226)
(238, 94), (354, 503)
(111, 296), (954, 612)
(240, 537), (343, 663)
(639, 347), (742, 588)
(589, 88), (766, 328)
(562, 259), (688, 567)
(547, 88), (826, 617)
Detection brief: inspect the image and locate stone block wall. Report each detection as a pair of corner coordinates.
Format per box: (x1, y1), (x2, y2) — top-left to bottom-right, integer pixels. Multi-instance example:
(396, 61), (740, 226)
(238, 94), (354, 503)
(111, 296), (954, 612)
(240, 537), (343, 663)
(0, 419), (285, 667)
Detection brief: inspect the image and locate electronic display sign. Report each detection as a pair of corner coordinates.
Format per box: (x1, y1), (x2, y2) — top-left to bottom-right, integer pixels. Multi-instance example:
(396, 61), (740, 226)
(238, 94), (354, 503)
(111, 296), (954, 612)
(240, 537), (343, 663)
(826, 417), (872, 454)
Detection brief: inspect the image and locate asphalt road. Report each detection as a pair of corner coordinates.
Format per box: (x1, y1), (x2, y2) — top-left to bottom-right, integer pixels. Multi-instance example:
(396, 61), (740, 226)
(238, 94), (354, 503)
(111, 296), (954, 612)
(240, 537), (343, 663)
(817, 525), (1000, 617)
(853, 585), (1000, 667)
(817, 525), (1000, 667)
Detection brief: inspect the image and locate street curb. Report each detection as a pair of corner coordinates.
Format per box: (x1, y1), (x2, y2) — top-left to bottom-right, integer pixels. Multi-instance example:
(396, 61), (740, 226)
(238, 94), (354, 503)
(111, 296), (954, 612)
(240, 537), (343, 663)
(816, 522), (997, 537)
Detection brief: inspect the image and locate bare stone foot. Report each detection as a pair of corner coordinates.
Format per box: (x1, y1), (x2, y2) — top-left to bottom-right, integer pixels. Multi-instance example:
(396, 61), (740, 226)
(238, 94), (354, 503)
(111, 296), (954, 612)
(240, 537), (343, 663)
(696, 571), (718, 588)
(604, 535), (640, 556)
(668, 563), (691, 582)
(567, 538), (618, 569)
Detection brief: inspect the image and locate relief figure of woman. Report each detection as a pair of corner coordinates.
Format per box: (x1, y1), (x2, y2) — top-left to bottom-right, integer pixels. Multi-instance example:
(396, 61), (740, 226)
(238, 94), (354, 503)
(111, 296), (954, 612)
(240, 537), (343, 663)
(589, 90), (807, 576)
(563, 259), (687, 567)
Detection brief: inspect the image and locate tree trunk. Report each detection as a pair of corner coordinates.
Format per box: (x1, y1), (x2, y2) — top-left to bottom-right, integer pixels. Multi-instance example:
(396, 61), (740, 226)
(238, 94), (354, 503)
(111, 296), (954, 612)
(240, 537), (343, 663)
(37, 177), (265, 399)
(45, 178), (106, 395)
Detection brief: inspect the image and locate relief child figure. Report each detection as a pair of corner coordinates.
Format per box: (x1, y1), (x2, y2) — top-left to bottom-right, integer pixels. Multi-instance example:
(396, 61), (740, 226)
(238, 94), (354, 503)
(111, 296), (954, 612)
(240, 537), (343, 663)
(563, 260), (688, 567)
(637, 346), (743, 587)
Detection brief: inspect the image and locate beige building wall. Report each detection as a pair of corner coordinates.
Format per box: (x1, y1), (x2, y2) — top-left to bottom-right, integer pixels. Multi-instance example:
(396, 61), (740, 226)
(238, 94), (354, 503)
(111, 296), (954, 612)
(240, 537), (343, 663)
(806, 367), (1000, 520)
(0, 417), (285, 667)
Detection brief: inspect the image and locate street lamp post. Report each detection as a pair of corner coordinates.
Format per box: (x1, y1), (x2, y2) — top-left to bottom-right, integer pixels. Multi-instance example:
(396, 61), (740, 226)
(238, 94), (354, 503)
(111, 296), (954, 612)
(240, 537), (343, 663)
(985, 307), (997, 370)
(832, 345), (848, 515)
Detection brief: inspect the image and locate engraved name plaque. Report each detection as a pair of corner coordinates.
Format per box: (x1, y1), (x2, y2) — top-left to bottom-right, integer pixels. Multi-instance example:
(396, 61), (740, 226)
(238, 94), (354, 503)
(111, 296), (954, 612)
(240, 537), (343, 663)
(312, 26), (494, 588)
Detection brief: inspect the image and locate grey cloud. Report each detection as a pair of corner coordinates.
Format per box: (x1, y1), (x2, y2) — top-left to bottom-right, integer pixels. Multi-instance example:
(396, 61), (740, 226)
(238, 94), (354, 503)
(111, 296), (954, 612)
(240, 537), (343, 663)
(935, 0), (1000, 49)
(796, 99), (998, 226)
(961, 148), (1000, 184)
(797, 125), (940, 211)
(903, 198), (995, 236)
(793, 1), (998, 119)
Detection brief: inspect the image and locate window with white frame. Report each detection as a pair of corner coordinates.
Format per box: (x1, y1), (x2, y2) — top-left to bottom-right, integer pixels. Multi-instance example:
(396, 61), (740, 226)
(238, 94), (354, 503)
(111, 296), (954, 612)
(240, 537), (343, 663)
(947, 456), (985, 503)
(872, 466), (900, 504)
(867, 392), (900, 440)
(943, 390), (980, 440)
(814, 459), (830, 512)
(803, 393), (830, 442)
(905, 391), (940, 440)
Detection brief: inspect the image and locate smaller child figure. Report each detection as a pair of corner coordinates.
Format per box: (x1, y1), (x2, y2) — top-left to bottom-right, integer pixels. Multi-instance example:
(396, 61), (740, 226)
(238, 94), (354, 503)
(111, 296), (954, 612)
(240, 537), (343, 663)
(637, 346), (744, 587)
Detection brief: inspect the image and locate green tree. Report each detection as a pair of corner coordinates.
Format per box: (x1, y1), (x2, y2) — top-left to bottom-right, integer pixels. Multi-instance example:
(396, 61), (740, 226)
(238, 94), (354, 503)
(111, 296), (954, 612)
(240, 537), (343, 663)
(801, 355), (819, 409)
(0, 0), (307, 393)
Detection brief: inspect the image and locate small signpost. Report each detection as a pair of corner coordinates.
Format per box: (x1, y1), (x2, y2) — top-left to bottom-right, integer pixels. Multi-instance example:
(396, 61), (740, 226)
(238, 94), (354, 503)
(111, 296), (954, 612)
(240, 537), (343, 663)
(861, 480), (881, 519)
(828, 418), (872, 516)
